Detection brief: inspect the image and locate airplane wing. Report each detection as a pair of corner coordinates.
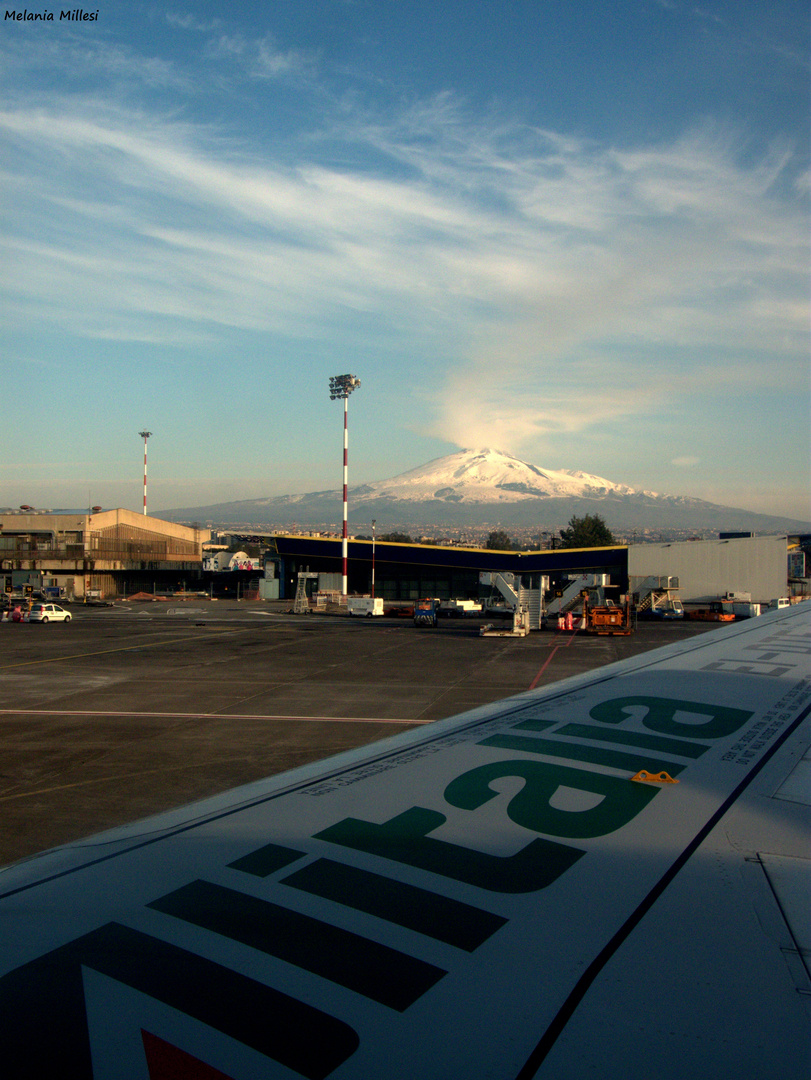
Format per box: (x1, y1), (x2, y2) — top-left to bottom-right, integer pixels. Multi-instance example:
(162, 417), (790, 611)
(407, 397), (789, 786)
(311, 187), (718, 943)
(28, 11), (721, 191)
(1, 605), (809, 1079)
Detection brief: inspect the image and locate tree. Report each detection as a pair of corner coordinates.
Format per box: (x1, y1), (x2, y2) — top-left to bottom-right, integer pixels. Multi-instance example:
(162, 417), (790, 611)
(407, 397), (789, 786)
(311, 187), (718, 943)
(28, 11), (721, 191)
(557, 514), (615, 549)
(486, 530), (514, 550)
(378, 531), (412, 543)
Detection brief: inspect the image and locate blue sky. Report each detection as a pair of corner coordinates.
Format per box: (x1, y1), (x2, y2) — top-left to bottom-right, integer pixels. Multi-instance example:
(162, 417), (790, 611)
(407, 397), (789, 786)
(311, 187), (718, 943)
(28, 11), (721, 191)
(1, 1), (808, 518)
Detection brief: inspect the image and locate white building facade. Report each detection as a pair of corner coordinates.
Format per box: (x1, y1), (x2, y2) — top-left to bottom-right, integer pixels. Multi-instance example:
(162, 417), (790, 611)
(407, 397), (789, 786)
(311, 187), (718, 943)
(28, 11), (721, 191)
(628, 534), (790, 605)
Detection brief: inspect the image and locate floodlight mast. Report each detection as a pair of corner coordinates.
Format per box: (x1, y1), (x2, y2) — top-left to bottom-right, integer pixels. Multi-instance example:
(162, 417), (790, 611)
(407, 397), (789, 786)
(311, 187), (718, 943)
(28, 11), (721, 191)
(139, 430), (152, 516)
(328, 375), (361, 597)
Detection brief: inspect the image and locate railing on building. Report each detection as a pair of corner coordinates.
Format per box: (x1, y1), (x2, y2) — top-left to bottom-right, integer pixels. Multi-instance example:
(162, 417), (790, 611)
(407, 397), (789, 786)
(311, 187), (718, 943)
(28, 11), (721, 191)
(0, 538), (200, 563)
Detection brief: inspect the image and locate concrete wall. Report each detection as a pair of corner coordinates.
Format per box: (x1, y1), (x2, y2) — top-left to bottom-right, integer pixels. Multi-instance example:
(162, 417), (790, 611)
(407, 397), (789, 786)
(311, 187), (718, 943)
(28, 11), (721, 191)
(627, 535), (788, 604)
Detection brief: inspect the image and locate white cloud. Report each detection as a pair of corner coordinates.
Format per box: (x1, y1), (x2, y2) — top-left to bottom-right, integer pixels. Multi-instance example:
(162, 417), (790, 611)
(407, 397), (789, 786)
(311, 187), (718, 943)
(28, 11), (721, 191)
(165, 12), (223, 33)
(0, 36), (192, 94)
(254, 38), (312, 79)
(0, 98), (807, 482)
(201, 31), (316, 82)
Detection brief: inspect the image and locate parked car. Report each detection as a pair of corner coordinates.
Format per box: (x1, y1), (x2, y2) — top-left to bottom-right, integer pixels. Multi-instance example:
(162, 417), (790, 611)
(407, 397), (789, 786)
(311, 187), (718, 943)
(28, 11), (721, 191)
(28, 603), (72, 624)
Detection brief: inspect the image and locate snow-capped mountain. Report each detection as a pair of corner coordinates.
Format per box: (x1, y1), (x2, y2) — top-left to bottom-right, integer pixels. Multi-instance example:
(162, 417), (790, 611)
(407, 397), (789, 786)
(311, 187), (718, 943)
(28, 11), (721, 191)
(160, 448), (810, 534)
(355, 448), (643, 503)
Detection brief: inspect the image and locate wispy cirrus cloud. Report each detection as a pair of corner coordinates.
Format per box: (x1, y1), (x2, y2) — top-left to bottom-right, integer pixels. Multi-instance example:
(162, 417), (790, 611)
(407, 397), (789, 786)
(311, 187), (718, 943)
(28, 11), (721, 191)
(199, 30), (317, 83)
(165, 12), (224, 34)
(0, 94), (806, 474)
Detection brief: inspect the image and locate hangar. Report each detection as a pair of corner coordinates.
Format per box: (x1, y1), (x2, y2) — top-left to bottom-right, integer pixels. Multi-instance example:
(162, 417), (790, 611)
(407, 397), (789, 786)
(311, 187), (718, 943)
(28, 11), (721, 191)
(627, 534), (795, 606)
(265, 532), (801, 608)
(267, 534), (625, 603)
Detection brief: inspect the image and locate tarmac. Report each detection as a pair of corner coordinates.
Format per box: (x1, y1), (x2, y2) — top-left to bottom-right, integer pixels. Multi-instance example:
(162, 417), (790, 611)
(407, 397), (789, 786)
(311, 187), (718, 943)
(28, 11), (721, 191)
(0, 599), (718, 867)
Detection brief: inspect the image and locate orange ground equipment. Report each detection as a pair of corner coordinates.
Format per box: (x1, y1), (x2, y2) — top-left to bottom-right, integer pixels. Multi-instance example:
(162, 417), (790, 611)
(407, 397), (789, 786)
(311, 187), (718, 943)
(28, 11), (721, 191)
(687, 602), (736, 622)
(583, 597), (633, 635)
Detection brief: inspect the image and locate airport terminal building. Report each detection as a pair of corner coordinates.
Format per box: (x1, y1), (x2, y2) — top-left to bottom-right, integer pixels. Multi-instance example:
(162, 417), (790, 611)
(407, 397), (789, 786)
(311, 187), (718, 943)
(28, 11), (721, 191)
(0, 509), (208, 599)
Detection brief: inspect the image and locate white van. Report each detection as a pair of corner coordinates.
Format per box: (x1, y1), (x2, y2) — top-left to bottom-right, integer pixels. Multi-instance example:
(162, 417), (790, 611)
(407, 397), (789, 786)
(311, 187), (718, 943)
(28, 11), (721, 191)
(347, 597), (385, 617)
(768, 598), (791, 611)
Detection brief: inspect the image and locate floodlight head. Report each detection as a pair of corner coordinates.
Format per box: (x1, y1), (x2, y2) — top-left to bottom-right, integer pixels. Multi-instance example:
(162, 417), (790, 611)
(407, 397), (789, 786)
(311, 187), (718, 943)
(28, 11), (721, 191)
(329, 374), (361, 400)
(139, 430), (152, 439)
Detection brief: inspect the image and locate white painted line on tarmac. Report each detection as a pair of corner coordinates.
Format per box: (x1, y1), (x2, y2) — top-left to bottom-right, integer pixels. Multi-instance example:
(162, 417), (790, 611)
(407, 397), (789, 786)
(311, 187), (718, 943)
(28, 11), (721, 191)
(0, 708), (428, 724)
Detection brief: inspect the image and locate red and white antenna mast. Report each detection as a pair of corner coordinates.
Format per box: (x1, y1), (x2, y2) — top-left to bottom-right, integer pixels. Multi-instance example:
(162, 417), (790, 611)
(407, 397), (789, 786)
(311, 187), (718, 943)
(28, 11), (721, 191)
(139, 430), (152, 515)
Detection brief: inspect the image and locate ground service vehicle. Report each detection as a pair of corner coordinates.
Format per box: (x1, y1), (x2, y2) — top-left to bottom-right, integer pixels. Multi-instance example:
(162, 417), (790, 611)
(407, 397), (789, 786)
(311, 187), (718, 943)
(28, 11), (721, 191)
(649, 599), (684, 619)
(413, 597), (440, 626)
(687, 601), (736, 622)
(347, 597), (385, 617)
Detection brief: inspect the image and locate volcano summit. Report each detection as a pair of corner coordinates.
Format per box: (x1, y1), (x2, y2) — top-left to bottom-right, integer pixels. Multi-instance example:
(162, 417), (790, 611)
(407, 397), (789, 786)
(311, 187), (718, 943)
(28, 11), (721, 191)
(160, 449), (809, 535)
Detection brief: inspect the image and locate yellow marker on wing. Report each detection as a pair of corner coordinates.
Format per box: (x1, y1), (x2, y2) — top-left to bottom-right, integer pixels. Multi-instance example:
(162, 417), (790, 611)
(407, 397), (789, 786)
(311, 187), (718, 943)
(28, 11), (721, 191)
(631, 770), (680, 784)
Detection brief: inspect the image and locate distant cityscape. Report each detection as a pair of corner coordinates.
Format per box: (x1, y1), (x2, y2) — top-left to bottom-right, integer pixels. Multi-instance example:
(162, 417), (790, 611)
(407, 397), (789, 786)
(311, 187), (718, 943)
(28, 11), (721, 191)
(205, 521), (743, 549)
(2, 506), (797, 548)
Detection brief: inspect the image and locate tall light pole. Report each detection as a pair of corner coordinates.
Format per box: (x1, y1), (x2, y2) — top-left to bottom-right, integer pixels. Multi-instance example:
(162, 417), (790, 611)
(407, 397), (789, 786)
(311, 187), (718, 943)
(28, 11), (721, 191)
(139, 430), (152, 516)
(372, 518), (376, 598)
(329, 374), (361, 597)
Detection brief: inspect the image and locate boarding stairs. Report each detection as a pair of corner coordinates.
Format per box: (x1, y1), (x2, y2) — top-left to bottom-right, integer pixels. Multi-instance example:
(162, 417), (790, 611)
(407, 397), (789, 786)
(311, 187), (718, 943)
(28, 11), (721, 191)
(547, 574), (608, 616)
(519, 585), (543, 629)
(631, 576), (680, 614)
(479, 572), (547, 632)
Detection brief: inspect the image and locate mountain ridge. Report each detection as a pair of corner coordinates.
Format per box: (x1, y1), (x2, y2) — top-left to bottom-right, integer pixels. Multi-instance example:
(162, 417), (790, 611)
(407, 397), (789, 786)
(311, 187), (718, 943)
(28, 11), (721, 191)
(157, 448), (810, 534)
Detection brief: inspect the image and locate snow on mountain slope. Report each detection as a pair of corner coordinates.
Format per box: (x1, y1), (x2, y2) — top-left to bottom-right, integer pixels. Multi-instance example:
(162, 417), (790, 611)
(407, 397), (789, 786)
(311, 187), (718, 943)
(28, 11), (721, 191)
(356, 448), (646, 503)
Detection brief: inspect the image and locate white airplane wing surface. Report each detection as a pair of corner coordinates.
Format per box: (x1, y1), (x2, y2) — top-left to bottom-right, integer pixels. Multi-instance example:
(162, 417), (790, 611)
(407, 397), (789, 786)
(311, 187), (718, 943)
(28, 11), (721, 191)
(1, 605), (809, 1079)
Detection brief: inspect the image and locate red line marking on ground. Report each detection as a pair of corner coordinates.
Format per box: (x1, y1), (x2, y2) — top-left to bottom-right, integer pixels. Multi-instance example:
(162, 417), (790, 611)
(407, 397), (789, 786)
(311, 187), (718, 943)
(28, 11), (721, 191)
(528, 629), (579, 690)
(529, 647), (560, 689)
